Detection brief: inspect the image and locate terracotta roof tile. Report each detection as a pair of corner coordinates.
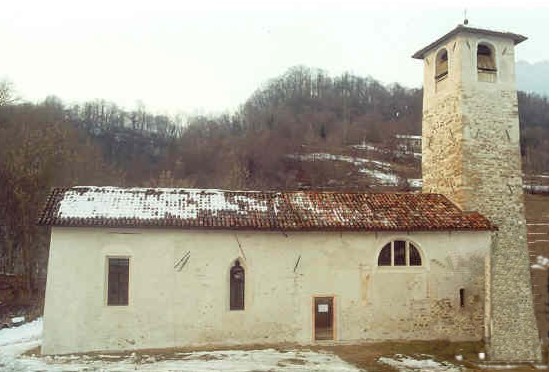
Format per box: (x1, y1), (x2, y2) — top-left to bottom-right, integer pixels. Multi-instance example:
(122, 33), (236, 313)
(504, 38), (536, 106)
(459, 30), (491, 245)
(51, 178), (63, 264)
(37, 186), (495, 232)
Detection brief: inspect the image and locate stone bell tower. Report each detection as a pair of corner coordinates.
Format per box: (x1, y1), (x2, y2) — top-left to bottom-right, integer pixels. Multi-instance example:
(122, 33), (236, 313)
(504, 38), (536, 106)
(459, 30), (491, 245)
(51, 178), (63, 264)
(413, 25), (541, 361)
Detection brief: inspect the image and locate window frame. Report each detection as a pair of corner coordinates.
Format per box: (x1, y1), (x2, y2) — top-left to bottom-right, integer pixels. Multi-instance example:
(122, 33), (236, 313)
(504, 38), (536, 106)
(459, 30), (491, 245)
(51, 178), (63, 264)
(377, 240), (423, 267)
(106, 256), (130, 306)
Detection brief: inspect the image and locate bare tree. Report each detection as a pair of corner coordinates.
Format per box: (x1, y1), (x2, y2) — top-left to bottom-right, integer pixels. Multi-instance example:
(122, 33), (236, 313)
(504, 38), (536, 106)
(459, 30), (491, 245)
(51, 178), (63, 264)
(0, 79), (18, 106)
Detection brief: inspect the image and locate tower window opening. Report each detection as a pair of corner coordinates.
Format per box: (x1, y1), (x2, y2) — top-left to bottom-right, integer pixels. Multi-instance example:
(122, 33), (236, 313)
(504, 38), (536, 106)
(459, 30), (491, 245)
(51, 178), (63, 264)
(435, 49), (449, 81)
(477, 44), (496, 73)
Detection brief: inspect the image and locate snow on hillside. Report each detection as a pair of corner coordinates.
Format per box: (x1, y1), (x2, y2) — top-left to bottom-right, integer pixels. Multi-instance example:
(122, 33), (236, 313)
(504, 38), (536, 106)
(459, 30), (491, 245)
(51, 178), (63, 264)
(358, 168), (399, 185)
(516, 60), (549, 96)
(531, 256), (549, 270)
(351, 143), (380, 152)
(351, 142), (421, 159)
(289, 153), (391, 170)
(293, 143), (548, 192)
(289, 152), (405, 186)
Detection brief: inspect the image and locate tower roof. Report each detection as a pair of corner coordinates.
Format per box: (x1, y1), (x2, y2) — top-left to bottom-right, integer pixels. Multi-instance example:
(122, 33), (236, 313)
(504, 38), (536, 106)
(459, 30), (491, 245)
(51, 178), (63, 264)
(412, 24), (527, 59)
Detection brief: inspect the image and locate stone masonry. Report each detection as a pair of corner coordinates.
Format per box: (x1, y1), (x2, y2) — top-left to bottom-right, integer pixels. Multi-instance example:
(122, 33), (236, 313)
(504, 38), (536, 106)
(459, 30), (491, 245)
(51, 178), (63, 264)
(414, 26), (542, 361)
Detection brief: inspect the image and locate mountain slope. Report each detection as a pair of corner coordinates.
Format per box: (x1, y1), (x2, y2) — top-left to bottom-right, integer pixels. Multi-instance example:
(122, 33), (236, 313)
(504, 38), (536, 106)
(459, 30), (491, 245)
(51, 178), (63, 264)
(516, 60), (548, 96)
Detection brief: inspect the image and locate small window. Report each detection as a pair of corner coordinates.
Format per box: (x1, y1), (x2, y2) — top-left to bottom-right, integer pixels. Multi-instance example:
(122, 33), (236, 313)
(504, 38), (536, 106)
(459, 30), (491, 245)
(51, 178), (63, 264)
(107, 258), (129, 306)
(459, 288), (465, 307)
(230, 260), (245, 310)
(477, 44), (496, 72)
(435, 49), (449, 80)
(377, 240), (422, 267)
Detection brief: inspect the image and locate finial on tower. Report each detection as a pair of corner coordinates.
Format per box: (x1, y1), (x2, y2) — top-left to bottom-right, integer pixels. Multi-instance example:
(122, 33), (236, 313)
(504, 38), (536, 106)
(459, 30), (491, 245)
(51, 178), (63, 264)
(463, 9), (469, 25)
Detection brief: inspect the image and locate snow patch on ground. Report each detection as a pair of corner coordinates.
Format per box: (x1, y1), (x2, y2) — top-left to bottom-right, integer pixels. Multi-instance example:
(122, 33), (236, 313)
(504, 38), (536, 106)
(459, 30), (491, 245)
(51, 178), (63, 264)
(0, 319), (360, 371)
(358, 168), (400, 185)
(12, 349), (360, 371)
(352, 141), (421, 159)
(395, 135), (421, 140)
(531, 255), (549, 270)
(408, 179), (422, 188)
(290, 153), (391, 169)
(290, 152), (407, 186)
(0, 318), (42, 370)
(378, 354), (463, 371)
(351, 143), (380, 152)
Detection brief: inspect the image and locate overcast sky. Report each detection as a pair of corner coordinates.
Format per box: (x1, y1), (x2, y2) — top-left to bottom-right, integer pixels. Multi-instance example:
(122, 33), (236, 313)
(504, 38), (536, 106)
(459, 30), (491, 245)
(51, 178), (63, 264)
(1, 0), (550, 115)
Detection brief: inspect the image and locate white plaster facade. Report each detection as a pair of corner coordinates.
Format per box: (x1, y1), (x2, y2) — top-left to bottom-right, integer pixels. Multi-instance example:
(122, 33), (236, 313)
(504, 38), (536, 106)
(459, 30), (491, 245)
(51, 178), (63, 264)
(43, 226), (490, 355)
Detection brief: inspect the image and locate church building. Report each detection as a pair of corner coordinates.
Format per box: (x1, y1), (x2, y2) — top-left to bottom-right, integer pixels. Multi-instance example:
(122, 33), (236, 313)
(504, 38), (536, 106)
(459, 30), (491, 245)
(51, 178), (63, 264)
(38, 24), (541, 362)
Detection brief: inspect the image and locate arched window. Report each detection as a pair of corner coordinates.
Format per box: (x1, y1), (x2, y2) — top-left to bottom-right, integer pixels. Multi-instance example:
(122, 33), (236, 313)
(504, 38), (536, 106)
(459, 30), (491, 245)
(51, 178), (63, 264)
(435, 49), (448, 80)
(477, 43), (496, 73)
(230, 260), (245, 310)
(377, 240), (422, 267)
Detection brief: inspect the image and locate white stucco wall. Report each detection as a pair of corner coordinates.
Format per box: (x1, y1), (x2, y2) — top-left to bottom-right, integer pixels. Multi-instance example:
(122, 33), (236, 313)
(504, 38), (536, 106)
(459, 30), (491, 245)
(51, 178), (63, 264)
(42, 227), (491, 354)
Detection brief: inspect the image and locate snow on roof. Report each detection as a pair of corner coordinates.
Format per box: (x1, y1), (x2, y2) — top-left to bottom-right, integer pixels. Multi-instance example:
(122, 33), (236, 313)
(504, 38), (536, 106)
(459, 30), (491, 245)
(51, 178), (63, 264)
(38, 186), (495, 232)
(56, 187), (268, 220)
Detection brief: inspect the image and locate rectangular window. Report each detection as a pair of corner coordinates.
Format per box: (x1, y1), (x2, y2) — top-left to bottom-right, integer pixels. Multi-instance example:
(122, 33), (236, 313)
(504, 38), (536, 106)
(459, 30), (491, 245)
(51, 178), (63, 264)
(108, 258), (129, 306)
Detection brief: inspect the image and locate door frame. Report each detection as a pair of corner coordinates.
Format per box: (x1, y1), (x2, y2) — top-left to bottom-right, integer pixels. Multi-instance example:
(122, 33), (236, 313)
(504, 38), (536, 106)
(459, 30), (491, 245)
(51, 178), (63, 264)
(312, 295), (336, 341)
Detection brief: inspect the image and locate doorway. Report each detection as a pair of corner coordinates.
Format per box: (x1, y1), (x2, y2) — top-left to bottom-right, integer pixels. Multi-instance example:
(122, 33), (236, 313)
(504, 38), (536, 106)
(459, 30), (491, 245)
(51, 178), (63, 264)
(314, 296), (334, 340)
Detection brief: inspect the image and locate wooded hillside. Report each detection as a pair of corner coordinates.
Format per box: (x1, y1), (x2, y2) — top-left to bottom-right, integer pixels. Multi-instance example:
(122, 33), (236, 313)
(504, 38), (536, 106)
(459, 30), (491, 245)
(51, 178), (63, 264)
(0, 67), (549, 303)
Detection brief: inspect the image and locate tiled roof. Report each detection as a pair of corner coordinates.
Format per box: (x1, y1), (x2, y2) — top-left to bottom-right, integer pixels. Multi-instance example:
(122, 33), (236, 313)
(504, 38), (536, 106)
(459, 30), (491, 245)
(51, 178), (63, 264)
(37, 186), (495, 232)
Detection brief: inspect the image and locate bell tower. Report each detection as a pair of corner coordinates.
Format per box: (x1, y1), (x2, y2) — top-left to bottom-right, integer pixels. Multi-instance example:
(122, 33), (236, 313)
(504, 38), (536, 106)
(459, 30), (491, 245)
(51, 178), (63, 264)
(413, 25), (541, 361)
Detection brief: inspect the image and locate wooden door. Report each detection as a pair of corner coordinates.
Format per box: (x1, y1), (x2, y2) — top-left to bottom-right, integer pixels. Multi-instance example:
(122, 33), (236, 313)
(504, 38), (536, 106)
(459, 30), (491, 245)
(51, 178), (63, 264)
(314, 297), (334, 340)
